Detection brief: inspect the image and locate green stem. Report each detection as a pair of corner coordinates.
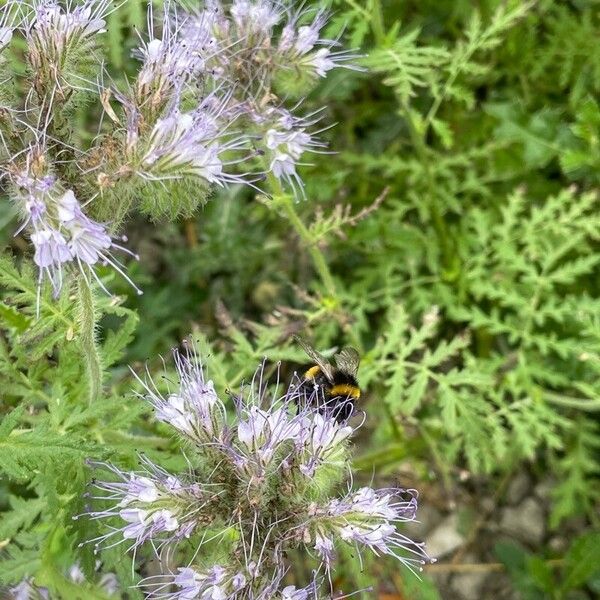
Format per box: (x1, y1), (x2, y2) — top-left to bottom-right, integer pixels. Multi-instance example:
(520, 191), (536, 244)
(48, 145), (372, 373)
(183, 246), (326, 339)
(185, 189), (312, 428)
(266, 173), (337, 297)
(77, 277), (102, 404)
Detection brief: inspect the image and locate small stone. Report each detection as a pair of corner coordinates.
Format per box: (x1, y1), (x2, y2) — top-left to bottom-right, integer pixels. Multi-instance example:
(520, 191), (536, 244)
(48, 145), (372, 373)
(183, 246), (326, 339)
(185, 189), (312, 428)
(448, 553), (487, 600)
(548, 536), (568, 553)
(500, 497), (545, 545)
(534, 479), (554, 500)
(425, 514), (465, 559)
(480, 497), (495, 513)
(506, 472), (531, 505)
(450, 571), (487, 600)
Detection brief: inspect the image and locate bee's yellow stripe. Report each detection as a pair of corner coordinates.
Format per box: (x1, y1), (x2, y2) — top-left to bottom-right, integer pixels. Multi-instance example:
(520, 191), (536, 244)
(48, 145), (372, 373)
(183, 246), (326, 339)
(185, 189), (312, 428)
(304, 365), (321, 379)
(329, 384), (361, 399)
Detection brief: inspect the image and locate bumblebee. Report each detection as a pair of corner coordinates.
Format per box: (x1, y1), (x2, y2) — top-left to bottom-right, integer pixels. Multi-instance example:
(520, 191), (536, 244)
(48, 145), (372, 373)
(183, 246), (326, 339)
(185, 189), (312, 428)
(295, 336), (361, 422)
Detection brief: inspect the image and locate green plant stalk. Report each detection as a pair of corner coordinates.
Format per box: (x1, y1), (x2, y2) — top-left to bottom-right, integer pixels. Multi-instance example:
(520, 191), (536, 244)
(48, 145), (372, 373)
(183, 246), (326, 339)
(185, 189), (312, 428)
(265, 172), (337, 297)
(77, 277), (102, 404)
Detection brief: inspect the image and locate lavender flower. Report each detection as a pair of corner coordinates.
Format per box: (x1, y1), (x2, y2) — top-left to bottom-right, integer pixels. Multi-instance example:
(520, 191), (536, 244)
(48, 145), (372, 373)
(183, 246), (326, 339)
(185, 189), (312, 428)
(9, 578), (49, 600)
(79, 455), (220, 554)
(8, 146), (141, 297)
(0, 3), (15, 52)
(308, 487), (429, 575)
(82, 341), (431, 597)
(25, 0), (111, 88)
(133, 3), (207, 114)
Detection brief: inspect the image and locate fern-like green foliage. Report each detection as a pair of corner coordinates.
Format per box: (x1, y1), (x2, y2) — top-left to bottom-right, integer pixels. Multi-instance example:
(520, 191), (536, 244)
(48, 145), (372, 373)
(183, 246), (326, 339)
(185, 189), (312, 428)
(0, 256), (146, 593)
(321, 0), (600, 531)
(363, 28), (449, 104)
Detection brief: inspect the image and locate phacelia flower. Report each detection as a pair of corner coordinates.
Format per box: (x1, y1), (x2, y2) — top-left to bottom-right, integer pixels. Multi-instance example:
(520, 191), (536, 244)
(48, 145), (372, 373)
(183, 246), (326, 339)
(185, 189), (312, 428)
(230, 0), (281, 38)
(276, 7), (361, 78)
(137, 94), (248, 187)
(139, 1), (362, 195)
(263, 109), (328, 194)
(79, 455), (221, 555)
(8, 146), (140, 298)
(297, 412), (353, 477)
(144, 565), (323, 600)
(68, 562), (119, 596)
(82, 341), (431, 597)
(0, 2), (16, 53)
(25, 0), (111, 85)
(133, 343), (225, 445)
(133, 3), (207, 111)
(11, 562), (118, 599)
(308, 487), (429, 575)
(144, 564), (251, 599)
(10, 578), (50, 600)
(180, 1), (360, 85)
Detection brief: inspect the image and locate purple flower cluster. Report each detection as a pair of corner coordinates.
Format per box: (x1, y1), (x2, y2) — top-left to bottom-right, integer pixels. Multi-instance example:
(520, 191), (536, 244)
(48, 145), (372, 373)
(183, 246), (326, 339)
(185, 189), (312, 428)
(25, 0), (111, 80)
(108, 0), (359, 196)
(80, 456), (216, 554)
(308, 487), (428, 575)
(134, 5), (205, 97)
(184, 1), (359, 82)
(7, 147), (140, 298)
(174, 0), (361, 193)
(145, 565), (316, 600)
(138, 94), (248, 187)
(82, 342), (431, 597)
(1, 0), (362, 299)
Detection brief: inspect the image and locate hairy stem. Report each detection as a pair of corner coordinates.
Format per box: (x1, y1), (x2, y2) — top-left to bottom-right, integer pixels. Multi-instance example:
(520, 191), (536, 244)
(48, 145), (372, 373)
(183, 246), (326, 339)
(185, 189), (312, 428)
(77, 277), (102, 404)
(265, 173), (337, 297)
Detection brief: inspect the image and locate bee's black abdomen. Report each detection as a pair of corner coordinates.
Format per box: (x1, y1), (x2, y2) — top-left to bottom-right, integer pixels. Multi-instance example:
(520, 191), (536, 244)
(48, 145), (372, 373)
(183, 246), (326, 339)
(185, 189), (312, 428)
(298, 367), (359, 423)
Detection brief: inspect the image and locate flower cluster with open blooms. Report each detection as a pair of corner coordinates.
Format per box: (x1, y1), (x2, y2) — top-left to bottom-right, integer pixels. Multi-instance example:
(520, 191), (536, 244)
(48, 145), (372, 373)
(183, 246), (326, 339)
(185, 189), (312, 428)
(23, 0), (113, 100)
(5, 146), (140, 299)
(80, 342), (431, 598)
(173, 0), (361, 195)
(0, 0), (361, 301)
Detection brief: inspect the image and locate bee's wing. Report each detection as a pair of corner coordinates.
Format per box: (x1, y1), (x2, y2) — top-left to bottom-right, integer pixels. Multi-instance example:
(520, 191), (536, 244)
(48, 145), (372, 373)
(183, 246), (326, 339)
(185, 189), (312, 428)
(294, 335), (335, 382)
(334, 347), (360, 377)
